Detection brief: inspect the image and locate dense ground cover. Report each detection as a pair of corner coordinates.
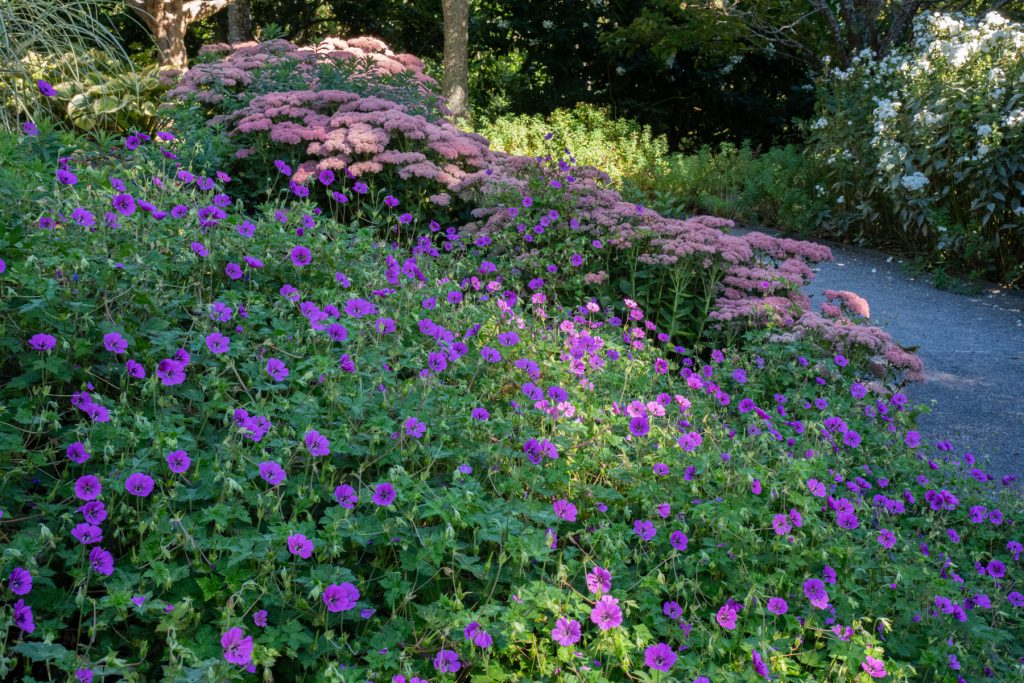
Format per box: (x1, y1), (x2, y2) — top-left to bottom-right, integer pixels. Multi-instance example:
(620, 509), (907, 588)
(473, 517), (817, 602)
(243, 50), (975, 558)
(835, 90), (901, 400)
(1, 35), (1022, 683)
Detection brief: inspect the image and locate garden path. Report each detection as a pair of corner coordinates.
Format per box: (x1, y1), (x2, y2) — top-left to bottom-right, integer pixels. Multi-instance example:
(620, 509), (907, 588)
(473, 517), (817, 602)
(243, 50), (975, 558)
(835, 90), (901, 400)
(732, 226), (1024, 483)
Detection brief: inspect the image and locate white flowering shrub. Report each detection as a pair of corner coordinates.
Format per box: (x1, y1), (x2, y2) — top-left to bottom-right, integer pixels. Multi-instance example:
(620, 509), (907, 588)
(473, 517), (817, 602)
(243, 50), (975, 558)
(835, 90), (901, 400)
(809, 11), (1024, 285)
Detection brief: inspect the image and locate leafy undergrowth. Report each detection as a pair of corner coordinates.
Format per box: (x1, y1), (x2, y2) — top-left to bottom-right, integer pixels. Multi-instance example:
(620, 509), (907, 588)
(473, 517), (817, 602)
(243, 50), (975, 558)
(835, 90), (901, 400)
(0, 42), (1021, 683)
(0, 124), (1021, 683)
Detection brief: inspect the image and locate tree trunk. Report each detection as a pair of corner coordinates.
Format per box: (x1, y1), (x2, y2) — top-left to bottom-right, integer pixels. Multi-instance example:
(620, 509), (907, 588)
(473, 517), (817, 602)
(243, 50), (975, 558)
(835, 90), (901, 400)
(154, 0), (189, 69)
(441, 0), (470, 120)
(128, 0), (240, 68)
(227, 0), (253, 43)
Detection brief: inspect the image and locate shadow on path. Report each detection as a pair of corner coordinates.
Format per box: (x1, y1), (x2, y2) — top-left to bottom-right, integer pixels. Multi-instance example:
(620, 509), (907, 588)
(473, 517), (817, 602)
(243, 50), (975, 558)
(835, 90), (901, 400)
(732, 226), (1024, 481)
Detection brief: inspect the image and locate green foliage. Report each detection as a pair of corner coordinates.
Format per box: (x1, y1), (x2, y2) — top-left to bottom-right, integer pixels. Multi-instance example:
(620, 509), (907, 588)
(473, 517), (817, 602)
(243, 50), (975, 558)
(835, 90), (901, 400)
(1, 127), (1022, 682)
(625, 143), (825, 231)
(0, 0), (134, 132)
(475, 104), (669, 190)
(808, 11), (1024, 286)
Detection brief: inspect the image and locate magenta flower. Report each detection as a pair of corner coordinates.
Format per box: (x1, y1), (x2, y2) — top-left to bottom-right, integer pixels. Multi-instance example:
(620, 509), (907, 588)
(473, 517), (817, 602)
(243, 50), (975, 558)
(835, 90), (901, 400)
(56, 168), (78, 186)
(71, 523), (103, 545)
(716, 603), (738, 630)
(752, 649), (771, 679)
(66, 441), (91, 464)
(403, 416), (426, 438)
(586, 566), (611, 594)
(126, 359), (146, 378)
(767, 597), (788, 615)
(590, 594), (623, 630)
(156, 358), (186, 385)
(552, 498), (577, 522)
(166, 450), (191, 474)
(644, 642), (677, 672)
(23, 121), (39, 136)
(323, 582), (359, 612)
(37, 80), (56, 96)
(253, 609), (268, 627)
(633, 519), (657, 541)
(287, 533), (314, 559)
(225, 262), (243, 280)
(74, 475), (102, 501)
(804, 578), (830, 609)
(28, 333), (57, 351)
(433, 649), (461, 673)
(878, 528), (897, 549)
(111, 194), (136, 216)
(372, 482), (396, 507)
(305, 429), (330, 457)
(333, 484), (358, 508)
(13, 599), (34, 633)
(78, 501), (106, 524)
(263, 358), (288, 383)
(628, 415), (649, 437)
(670, 530), (689, 551)
(221, 627), (253, 666)
(125, 473), (154, 497)
(103, 332), (128, 354)
(551, 617), (581, 646)
(259, 461), (286, 486)
(88, 546), (114, 576)
(8, 567), (32, 595)
(862, 656), (887, 678)
(205, 332), (230, 354)
(772, 514), (792, 536)
(290, 245), (312, 267)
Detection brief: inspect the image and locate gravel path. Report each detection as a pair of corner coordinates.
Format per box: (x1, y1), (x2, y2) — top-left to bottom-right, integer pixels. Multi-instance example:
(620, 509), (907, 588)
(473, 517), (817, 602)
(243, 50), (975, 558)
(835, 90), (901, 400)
(733, 226), (1024, 482)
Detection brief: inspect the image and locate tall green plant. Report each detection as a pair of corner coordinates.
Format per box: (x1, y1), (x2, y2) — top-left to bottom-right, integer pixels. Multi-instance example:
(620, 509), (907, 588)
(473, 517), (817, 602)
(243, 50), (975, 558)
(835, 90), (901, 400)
(0, 0), (135, 131)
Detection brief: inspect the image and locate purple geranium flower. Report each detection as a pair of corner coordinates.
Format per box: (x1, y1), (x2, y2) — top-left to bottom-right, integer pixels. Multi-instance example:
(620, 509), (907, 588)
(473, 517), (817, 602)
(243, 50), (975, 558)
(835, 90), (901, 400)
(71, 523), (103, 545)
(551, 617), (581, 646)
(334, 484), (358, 508)
(221, 627), (253, 666)
(205, 332), (230, 354)
(433, 649), (461, 674)
(552, 498), (577, 522)
(287, 533), (314, 559)
(8, 567), (32, 595)
(323, 582), (359, 612)
(266, 358), (289, 381)
(305, 429), (330, 457)
(74, 475), (102, 501)
(103, 332), (128, 354)
(28, 333), (57, 351)
(13, 599), (34, 633)
(166, 450), (191, 474)
(67, 441), (91, 464)
(767, 597), (788, 614)
(290, 245), (311, 267)
(644, 643), (677, 672)
(586, 566), (611, 594)
(259, 461), (286, 486)
(590, 594), (623, 630)
(372, 482), (396, 507)
(89, 547), (114, 576)
(125, 473), (154, 497)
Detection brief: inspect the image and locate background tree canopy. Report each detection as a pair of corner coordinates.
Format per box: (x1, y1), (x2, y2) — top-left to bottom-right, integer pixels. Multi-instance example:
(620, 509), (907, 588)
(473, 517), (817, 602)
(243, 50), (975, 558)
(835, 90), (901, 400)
(108, 0), (1020, 149)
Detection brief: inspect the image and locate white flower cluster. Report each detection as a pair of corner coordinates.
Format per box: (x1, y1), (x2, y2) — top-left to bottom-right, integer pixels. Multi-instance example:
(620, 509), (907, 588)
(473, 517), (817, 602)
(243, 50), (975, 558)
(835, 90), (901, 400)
(900, 172), (930, 192)
(810, 9), (1023, 255)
